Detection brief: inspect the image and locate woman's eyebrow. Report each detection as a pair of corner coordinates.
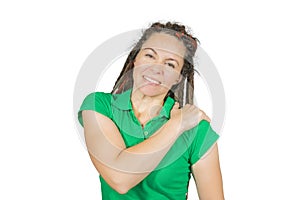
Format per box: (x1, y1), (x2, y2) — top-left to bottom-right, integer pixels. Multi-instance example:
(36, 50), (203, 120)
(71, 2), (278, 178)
(166, 58), (179, 66)
(142, 47), (157, 55)
(142, 48), (180, 64)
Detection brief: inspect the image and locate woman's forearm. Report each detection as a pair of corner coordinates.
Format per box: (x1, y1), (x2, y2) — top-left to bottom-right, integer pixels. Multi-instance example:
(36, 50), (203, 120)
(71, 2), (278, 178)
(116, 118), (182, 172)
(83, 110), (183, 193)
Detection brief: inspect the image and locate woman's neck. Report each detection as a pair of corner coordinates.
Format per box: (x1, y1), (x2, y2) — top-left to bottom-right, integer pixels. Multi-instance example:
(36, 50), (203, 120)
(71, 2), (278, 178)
(130, 89), (165, 126)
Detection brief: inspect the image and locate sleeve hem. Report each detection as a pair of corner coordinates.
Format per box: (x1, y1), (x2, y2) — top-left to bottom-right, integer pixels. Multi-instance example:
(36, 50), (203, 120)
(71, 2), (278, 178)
(190, 133), (219, 165)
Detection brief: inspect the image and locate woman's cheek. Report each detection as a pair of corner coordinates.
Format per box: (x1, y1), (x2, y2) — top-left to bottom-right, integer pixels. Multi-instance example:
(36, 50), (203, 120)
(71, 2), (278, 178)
(134, 59), (150, 69)
(163, 74), (176, 87)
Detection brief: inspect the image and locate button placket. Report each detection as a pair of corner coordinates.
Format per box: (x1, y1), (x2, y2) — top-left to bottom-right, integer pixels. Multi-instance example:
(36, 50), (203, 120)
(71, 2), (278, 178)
(144, 131), (149, 136)
(143, 122), (151, 139)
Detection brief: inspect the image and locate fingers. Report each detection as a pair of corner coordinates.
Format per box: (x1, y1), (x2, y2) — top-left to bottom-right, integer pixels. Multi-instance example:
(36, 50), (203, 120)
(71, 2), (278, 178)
(172, 102), (180, 110)
(203, 114), (211, 122)
(189, 106), (211, 123)
(199, 109), (211, 122)
(172, 103), (211, 122)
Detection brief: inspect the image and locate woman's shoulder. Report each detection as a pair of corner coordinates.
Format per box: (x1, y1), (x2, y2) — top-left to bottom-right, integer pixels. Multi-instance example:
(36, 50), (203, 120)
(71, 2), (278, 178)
(80, 91), (113, 109)
(88, 90), (111, 95)
(85, 91), (112, 100)
(78, 91), (113, 124)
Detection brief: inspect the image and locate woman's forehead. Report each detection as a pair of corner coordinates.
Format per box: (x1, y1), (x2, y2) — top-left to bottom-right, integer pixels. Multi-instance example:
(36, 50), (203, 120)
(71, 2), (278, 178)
(141, 33), (186, 58)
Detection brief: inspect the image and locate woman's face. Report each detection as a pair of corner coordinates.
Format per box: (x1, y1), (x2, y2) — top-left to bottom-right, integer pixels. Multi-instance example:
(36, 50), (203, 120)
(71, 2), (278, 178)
(133, 33), (186, 98)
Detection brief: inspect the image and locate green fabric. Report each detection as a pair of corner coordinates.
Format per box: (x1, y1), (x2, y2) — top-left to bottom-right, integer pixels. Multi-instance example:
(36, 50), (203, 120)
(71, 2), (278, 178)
(78, 89), (219, 200)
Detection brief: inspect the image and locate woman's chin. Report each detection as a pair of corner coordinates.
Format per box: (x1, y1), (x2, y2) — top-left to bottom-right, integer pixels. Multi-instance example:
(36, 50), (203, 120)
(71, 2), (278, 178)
(136, 85), (168, 97)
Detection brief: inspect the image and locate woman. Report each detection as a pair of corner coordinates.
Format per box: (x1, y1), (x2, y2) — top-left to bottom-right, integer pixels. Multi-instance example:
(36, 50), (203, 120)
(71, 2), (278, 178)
(78, 22), (224, 199)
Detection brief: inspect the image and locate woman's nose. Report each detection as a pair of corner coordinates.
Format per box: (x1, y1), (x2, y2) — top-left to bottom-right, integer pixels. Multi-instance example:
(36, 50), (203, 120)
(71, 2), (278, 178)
(150, 64), (164, 74)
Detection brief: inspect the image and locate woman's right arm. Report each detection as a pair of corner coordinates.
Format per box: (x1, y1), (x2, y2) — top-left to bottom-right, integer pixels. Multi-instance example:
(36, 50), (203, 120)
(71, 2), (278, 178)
(82, 103), (206, 194)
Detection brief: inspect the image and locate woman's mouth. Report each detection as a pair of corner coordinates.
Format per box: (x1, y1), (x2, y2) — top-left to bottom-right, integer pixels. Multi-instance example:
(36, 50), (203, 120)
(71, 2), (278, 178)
(143, 75), (161, 85)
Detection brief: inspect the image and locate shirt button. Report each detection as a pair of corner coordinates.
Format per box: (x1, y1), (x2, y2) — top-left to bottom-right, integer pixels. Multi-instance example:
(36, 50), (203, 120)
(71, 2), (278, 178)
(144, 131), (148, 136)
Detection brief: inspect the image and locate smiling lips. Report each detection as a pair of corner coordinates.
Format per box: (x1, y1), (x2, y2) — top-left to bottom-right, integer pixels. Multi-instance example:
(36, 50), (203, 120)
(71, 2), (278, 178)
(143, 75), (161, 85)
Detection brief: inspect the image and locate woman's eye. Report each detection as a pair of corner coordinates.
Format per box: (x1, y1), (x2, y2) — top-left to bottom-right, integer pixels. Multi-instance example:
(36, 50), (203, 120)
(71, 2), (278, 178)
(145, 54), (154, 58)
(166, 63), (175, 68)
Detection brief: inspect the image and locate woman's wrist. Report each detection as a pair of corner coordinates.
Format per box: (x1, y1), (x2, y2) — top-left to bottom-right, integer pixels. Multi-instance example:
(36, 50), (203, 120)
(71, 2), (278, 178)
(168, 117), (184, 136)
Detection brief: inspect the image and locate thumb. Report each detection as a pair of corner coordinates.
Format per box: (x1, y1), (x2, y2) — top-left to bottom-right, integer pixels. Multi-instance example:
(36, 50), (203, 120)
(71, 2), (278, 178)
(173, 102), (180, 109)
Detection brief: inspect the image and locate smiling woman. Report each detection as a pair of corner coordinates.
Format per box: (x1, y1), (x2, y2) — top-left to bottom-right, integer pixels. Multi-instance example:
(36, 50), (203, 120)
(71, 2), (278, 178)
(78, 22), (224, 200)
(132, 33), (185, 102)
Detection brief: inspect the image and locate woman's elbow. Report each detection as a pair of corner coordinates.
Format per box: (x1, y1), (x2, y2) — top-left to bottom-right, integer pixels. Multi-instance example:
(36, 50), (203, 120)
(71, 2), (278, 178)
(109, 178), (131, 194)
(114, 186), (129, 195)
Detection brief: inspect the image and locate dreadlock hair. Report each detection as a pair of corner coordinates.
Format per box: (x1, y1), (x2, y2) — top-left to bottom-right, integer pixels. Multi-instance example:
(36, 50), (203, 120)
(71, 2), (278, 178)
(111, 22), (199, 107)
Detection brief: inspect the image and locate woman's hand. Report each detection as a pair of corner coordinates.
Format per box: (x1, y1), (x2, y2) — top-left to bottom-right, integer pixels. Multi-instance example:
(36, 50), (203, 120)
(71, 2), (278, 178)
(170, 102), (211, 133)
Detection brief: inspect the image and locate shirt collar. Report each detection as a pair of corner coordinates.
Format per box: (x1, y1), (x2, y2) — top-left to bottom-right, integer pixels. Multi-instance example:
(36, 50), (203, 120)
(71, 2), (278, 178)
(112, 89), (132, 110)
(112, 89), (175, 119)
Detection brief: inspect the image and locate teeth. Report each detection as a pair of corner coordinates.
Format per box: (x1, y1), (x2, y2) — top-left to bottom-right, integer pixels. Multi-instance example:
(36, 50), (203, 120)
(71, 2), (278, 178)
(144, 76), (160, 84)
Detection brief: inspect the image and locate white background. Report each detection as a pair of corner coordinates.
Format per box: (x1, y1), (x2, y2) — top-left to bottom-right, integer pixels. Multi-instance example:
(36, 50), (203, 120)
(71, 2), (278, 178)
(1, 0), (299, 199)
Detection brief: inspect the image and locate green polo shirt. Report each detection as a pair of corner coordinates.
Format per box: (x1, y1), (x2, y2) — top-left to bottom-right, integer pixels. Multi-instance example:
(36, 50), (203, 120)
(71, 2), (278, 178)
(78, 89), (219, 200)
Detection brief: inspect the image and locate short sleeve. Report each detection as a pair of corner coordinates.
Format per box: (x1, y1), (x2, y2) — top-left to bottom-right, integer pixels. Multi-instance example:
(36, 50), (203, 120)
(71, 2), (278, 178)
(77, 92), (112, 127)
(189, 120), (220, 165)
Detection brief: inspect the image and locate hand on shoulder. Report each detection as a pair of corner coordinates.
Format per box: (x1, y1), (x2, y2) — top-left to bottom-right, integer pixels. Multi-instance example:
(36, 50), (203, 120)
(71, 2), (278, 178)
(170, 102), (211, 132)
